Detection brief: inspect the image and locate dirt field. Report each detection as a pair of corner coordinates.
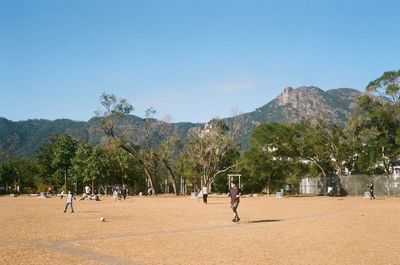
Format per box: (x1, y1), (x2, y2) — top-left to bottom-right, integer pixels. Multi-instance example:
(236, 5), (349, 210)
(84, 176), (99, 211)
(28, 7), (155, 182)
(0, 194), (399, 265)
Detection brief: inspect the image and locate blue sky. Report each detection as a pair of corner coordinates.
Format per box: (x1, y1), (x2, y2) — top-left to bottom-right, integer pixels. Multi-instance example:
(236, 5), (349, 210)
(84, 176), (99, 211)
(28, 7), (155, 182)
(1, 0), (399, 123)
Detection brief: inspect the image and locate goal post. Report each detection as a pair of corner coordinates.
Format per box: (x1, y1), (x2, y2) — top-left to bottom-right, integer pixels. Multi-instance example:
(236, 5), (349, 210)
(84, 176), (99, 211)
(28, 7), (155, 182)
(228, 174), (242, 190)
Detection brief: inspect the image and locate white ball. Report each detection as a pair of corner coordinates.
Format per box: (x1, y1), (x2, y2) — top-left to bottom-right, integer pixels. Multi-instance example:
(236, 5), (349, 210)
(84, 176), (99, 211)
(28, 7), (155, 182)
(100, 217), (105, 222)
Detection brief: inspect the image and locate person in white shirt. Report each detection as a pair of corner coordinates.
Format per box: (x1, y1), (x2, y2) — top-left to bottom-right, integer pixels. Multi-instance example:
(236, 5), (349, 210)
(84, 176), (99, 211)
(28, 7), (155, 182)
(64, 191), (76, 213)
(113, 189), (119, 203)
(202, 186), (208, 204)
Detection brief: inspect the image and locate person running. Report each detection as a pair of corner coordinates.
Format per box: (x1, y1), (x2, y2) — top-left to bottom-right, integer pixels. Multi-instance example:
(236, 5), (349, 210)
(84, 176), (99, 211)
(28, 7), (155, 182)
(113, 189), (119, 203)
(202, 186), (208, 204)
(228, 181), (241, 222)
(64, 191), (76, 213)
(368, 181), (376, 200)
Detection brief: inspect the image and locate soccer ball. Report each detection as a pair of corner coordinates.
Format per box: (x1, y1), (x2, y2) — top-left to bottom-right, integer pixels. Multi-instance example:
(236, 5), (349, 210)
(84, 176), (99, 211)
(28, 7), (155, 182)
(100, 217), (105, 222)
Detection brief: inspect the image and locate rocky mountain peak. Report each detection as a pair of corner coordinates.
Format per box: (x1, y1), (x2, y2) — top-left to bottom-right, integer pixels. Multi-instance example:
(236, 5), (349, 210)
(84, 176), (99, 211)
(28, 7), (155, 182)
(276, 86), (327, 112)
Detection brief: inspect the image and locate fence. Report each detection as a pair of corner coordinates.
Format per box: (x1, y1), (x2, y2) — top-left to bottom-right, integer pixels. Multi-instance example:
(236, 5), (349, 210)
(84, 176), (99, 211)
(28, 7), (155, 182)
(299, 174), (400, 197)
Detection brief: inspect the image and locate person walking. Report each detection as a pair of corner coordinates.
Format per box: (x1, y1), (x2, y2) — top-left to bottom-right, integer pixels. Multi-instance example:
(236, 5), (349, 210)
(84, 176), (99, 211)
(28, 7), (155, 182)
(122, 185), (127, 200)
(202, 186), (208, 204)
(228, 181), (241, 222)
(368, 182), (376, 200)
(64, 191), (76, 213)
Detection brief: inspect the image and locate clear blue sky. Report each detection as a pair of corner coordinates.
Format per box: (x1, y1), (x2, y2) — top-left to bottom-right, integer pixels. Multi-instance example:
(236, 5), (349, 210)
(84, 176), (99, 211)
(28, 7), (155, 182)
(1, 0), (399, 123)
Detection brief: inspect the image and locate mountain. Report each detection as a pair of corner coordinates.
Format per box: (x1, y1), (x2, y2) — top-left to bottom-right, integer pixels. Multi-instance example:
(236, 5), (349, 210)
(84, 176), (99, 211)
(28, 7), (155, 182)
(0, 86), (362, 158)
(225, 86), (362, 148)
(239, 86), (361, 124)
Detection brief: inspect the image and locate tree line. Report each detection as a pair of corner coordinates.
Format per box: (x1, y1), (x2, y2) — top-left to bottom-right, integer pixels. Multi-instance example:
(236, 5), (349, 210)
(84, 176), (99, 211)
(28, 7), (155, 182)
(1, 70), (399, 195)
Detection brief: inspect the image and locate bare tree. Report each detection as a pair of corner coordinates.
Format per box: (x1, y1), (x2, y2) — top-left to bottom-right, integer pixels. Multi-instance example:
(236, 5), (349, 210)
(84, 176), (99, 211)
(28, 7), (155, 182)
(158, 134), (183, 195)
(185, 118), (241, 192)
(97, 93), (157, 195)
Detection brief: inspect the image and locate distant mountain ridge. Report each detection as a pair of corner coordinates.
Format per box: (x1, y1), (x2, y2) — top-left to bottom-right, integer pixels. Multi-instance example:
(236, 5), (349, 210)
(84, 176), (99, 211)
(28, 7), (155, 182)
(242, 86), (360, 124)
(0, 86), (363, 158)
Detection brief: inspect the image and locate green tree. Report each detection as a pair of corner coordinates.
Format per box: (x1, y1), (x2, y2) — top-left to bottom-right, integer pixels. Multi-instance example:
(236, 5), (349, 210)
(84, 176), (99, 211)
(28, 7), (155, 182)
(349, 95), (400, 195)
(366, 69), (400, 102)
(35, 134), (77, 190)
(0, 157), (40, 194)
(241, 123), (297, 194)
(244, 121), (352, 194)
(51, 134), (77, 189)
(348, 70), (400, 195)
(107, 147), (146, 194)
(69, 143), (110, 194)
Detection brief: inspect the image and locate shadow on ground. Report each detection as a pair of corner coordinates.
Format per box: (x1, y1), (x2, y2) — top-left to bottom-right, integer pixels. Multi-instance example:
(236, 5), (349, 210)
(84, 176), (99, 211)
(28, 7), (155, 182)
(247, 219), (282, 224)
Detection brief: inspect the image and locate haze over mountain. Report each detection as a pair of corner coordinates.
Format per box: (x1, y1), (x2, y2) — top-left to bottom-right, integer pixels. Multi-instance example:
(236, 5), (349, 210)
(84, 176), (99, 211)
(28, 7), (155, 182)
(0, 86), (363, 158)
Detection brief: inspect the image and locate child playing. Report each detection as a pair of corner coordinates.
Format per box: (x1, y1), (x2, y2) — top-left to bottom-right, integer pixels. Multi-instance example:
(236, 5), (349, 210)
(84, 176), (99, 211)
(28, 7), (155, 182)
(64, 191), (76, 213)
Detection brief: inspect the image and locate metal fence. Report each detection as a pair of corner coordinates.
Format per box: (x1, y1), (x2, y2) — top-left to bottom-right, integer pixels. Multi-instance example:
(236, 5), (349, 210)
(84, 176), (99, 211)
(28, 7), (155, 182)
(299, 174), (400, 197)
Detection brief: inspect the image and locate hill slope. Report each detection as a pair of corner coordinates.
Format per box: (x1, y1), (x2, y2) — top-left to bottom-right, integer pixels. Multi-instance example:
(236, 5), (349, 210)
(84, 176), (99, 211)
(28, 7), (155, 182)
(0, 86), (362, 158)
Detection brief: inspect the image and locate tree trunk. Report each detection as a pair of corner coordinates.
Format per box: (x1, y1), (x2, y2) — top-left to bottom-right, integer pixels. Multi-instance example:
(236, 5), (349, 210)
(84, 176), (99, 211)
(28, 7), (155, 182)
(161, 159), (178, 195)
(100, 184), (107, 195)
(64, 169), (67, 190)
(142, 161), (157, 195)
(119, 143), (157, 195)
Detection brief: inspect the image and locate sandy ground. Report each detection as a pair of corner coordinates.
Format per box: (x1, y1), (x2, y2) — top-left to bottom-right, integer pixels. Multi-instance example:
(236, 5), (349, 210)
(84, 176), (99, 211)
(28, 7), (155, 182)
(0, 194), (399, 265)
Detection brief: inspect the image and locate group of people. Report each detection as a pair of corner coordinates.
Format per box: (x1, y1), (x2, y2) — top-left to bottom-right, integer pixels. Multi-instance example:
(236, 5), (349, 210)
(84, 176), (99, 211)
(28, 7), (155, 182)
(112, 185), (128, 202)
(197, 186), (209, 204)
(62, 184), (129, 212)
(61, 180), (376, 222)
(79, 186), (100, 201)
(13, 184), (20, 197)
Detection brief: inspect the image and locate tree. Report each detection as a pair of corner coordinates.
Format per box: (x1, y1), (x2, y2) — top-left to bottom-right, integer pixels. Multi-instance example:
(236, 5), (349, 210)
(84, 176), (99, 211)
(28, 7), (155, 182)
(349, 95), (400, 195)
(244, 121), (352, 194)
(0, 157), (40, 194)
(157, 134), (182, 195)
(69, 143), (110, 194)
(107, 147), (146, 194)
(184, 118), (240, 192)
(97, 93), (158, 195)
(348, 70), (400, 195)
(51, 134), (77, 189)
(241, 123), (299, 194)
(35, 134), (77, 190)
(366, 69), (400, 102)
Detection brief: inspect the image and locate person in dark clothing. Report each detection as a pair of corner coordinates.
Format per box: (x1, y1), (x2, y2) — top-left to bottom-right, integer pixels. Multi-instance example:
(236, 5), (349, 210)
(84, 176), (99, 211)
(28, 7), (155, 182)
(122, 186), (127, 200)
(368, 182), (376, 200)
(228, 181), (241, 222)
(202, 186), (208, 204)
